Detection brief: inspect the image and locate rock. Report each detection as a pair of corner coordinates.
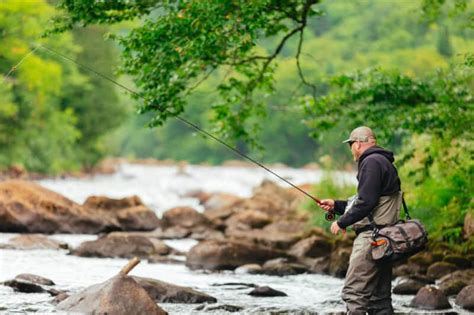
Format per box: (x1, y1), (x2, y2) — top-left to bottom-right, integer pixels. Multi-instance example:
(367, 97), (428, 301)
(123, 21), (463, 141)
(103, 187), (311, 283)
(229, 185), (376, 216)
(0, 180), (118, 233)
(190, 229), (225, 241)
(438, 269), (474, 296)
(463, 212), (474, 240)
(161, 207), (211, 231)
(147, 255), (185, 265)
(235, 264), (263, 275)
(410, 286), (451, 310)
(307, 256), (330, 274)
(195, 304), (244, 312)
(261, 258), (308, 276)
(83, 195), (144, 210)
(393, 263), (425, 278)
(3, 279), (46, 293)
(132, 276), (217, 303)
(288, 235), (332, 259)
(84, 196), (160, 231)
(202, 193), (241, 212)
(427, 262), (458, 280)
(226, 220), (308, 250)
(248, 286), (287, 297)
(185, 239), (287, 270)
(52, 293), (69, 304)
(56, 274), (167, 315)
(0, 234), (68, 250)
(393, 277), (427, 295)
(15, 274), (54, 286)
(455, 284), (474, 311)
(329, 247), (351, 278)
(153, 226), (191, 239)
(71, 233), (172, 258)
(443, 255), (472, 269)
(225, 210), (271, 229)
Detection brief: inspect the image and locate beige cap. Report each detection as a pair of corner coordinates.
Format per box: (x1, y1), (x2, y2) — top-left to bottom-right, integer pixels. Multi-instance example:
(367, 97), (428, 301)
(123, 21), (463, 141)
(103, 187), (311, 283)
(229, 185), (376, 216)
(342, 126), (376, 143)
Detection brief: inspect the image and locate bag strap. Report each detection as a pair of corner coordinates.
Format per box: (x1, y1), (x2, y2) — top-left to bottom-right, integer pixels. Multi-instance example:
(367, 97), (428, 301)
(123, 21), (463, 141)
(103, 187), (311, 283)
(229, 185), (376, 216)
(368, 191), (410, 239)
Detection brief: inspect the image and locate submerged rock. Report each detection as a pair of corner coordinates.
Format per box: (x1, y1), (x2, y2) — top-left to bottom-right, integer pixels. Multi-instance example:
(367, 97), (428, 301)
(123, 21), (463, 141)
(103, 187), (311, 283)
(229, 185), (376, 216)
(3, 279), (46, 293)
(410, 286), (451, 310)
(248, 286), (287, 297)
(132, 276), (217, 303)
(15, 274), (54, 286)
(0, 234), (67, 250)
(186, 239), (286, 270)
(57, 274), (167, 315)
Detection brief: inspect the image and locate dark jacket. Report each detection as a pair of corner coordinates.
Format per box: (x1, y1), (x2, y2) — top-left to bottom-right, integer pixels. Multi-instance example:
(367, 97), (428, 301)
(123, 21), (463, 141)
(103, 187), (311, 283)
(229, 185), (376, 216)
(335, 146), (401, 229)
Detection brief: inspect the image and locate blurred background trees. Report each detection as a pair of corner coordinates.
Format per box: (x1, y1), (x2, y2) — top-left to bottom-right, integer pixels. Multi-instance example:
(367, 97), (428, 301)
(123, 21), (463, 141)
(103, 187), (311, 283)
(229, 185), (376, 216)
(0, 0), (472, 243)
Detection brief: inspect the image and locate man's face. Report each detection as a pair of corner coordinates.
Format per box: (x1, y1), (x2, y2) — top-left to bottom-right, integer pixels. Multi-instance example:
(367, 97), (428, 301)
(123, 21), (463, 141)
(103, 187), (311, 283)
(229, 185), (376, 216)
(349, 141), (360, 161)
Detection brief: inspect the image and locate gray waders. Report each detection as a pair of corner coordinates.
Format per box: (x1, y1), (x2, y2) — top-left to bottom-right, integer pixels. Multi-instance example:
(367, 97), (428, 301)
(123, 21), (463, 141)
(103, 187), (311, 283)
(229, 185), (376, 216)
(341, 192), (402, 314)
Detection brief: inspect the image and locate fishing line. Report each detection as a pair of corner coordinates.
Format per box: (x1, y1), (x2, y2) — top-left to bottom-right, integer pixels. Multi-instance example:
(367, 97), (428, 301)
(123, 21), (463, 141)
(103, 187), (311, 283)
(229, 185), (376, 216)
(7, 44), (326, 208)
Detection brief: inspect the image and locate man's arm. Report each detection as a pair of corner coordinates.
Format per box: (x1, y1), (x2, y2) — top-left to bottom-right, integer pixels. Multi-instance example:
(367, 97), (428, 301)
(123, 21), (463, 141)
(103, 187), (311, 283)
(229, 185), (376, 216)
(336, 158), (383, 229)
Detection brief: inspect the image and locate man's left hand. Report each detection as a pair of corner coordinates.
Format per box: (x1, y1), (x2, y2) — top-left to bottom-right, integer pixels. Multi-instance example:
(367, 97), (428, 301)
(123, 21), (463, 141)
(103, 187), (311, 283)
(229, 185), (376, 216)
(330, 221), (346, 235)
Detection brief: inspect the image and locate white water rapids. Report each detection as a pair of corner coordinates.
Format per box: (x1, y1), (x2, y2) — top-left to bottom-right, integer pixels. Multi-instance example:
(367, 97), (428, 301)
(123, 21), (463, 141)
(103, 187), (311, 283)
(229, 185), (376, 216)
(0, 163), (465, 314)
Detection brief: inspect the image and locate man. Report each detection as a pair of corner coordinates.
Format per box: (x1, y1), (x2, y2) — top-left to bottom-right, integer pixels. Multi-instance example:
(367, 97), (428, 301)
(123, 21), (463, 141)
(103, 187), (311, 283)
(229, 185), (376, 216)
(319, 126), (402, 315)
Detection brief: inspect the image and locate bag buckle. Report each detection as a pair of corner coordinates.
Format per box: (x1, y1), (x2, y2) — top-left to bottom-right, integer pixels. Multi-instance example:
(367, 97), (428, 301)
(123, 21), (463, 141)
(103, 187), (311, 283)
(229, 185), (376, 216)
(371, 239), (387, 247)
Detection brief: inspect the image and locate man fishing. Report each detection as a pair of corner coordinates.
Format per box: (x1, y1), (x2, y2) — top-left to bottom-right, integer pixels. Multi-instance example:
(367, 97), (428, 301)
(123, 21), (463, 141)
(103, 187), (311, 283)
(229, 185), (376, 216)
(319, 126), (402, 315)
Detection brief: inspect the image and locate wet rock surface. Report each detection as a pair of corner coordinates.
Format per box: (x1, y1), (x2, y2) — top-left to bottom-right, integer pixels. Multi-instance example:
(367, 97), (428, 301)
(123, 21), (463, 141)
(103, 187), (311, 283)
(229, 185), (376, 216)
(132, 276), (217, 303)
(410, 286), (451, 310)
(438, 269), (474, 296)
(248, 285), (288, 297)
(57, 274), (168, 315)
(455, 284), (474, 311)
(185, 239), (287, 270)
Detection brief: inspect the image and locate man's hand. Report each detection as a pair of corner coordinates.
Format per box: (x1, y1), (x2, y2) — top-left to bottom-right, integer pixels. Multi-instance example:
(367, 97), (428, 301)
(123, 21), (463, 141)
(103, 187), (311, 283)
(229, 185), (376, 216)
(330, 221), (346, 235)
(319, 199), (335, 212)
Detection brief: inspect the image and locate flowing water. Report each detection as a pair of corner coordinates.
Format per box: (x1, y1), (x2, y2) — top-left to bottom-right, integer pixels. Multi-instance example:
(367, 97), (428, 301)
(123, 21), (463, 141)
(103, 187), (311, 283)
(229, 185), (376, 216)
(0, 163), (467, 314)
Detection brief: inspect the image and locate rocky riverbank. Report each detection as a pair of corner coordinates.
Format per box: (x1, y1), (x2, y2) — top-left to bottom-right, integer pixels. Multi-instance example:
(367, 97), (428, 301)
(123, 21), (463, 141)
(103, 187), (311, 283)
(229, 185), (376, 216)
(0, 178), (473, 313)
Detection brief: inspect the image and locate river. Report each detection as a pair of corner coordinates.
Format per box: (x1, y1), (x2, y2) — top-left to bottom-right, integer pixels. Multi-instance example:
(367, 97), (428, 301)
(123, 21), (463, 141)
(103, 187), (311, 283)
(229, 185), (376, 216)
(0, 163), (466, 314)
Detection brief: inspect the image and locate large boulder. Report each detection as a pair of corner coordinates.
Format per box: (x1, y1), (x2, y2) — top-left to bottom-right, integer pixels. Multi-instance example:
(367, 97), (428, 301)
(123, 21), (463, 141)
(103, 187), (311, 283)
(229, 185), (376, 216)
(0, 180), (118, 233)
(71, 233), (173, 258)
(225, 210), (271, 229)
(226, 220), (309, 250)
(84, 196), (160, 231)
(410, 286), (451, 310)
(456, 284), (474, 311)
(288, 235), (332, 259)
(161, 207), (212, 237)
(0, 234), (67, 250)
(186, 239), (287, 270)
(132, 276), (217, 303)
(328, 247), (351, 278)
(56, 275), (167, 315)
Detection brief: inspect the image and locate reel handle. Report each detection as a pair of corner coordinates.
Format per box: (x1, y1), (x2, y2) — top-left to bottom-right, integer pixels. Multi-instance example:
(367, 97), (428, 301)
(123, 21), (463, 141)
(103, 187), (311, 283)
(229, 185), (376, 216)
(325, 211), (336, 222)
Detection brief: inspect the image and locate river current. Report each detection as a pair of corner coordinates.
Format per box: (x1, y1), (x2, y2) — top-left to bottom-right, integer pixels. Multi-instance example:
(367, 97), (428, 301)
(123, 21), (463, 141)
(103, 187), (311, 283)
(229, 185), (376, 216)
(0, 163), (467, 314)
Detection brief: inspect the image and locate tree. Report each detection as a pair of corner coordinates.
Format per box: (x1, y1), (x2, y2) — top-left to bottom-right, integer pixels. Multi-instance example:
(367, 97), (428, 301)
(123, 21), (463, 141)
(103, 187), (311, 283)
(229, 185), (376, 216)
(51, 0), (322, 147)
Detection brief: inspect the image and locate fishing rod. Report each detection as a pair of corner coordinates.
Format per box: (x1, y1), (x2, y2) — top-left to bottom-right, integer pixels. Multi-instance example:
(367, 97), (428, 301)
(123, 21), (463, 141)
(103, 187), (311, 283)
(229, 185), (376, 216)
(6, 44), (337, 222)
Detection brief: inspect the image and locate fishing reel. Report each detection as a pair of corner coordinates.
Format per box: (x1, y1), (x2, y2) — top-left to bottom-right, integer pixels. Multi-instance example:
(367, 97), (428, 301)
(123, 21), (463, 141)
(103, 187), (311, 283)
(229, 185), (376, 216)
(325, 210), (337, 222)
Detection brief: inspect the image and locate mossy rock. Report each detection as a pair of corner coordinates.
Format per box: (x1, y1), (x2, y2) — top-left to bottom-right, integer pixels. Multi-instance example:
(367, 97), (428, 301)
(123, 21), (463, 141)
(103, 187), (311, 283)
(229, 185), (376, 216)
(443, 255), (472, 269)
(408, 252), (433, 267)
(427, 262), (458, 280)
